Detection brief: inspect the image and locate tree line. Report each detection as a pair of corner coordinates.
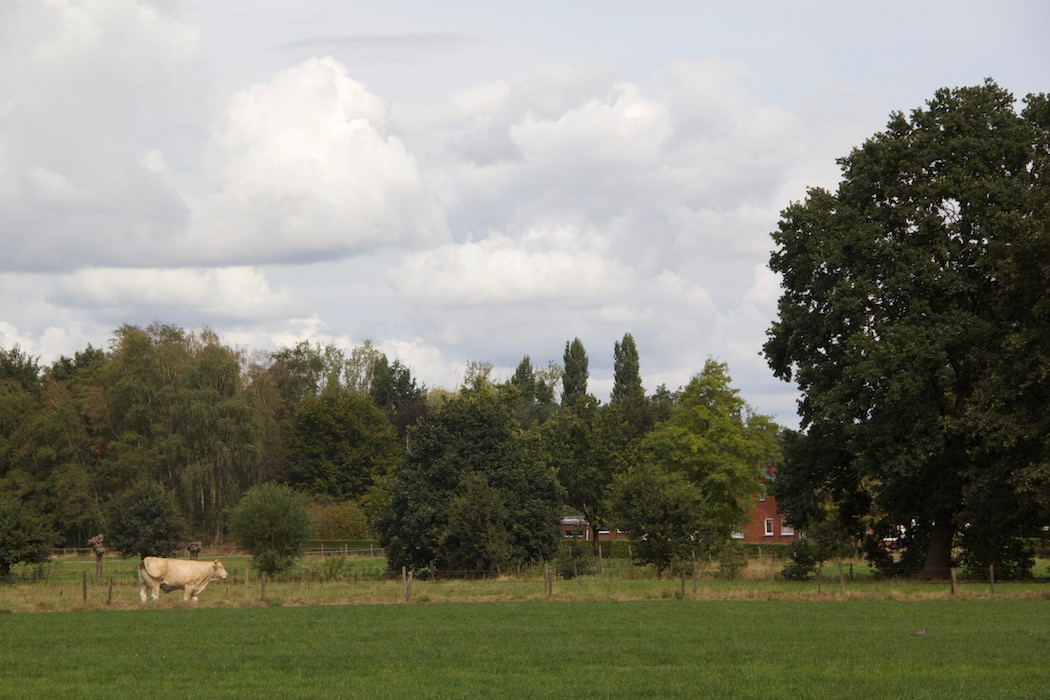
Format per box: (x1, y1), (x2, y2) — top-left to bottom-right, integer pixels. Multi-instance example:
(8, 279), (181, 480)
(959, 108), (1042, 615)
(0, 326), (780, 578)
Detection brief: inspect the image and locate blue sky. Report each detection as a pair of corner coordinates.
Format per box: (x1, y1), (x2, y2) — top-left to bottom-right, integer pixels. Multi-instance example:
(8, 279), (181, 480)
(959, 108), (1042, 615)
(1, 1), (1046, 427)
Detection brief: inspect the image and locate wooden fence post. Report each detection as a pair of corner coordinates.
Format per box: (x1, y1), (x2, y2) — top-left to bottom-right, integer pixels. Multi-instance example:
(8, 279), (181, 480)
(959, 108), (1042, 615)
(950, 568), (957, 596)
(261, 572), (266, 601)
(107, 577), (114, 606)
(544, 562), (553, 599)
(989, 564), (995, 596)
(82, 571), (88, 603)
(402, 567), (412, 602)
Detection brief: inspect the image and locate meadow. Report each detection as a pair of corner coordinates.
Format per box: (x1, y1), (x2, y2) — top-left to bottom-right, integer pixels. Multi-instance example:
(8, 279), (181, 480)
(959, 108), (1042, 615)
(2, 554), (1048, 699)
(2, 598), (1049, 699)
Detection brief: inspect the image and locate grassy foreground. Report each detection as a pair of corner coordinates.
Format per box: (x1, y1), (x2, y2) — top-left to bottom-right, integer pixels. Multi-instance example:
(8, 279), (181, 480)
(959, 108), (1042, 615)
(1, 599), (1048, 699)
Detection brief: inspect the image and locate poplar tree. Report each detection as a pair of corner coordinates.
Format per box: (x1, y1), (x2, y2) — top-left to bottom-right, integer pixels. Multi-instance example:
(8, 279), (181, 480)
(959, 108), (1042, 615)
(561, 338), (589, 408)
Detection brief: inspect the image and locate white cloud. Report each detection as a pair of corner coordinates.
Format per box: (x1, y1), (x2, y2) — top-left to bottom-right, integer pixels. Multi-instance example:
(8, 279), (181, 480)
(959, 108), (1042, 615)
(51, 267), (292, 321)
(0, 0), (200, 271)
(393, 225), (629, 305)
(512, 82), (671, 166)
(187, 56), (449, 265)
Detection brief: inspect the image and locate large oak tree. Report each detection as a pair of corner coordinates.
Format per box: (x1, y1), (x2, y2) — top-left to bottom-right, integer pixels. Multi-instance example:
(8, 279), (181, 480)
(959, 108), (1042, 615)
(764, 81), (1049, 577)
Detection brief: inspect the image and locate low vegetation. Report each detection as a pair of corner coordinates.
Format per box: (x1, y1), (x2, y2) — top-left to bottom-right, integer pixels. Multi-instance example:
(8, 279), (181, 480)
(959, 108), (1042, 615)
(4, 553), (1047, 613)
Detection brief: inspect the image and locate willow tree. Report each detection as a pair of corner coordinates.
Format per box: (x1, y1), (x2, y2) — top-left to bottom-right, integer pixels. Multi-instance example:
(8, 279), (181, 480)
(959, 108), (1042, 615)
(764, 81), (1049, 578)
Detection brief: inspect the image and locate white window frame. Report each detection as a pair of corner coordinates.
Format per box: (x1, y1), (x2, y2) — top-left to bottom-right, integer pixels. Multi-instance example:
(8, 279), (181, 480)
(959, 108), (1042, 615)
(781, 518), (795, 537)
(764, 518), (775, 537)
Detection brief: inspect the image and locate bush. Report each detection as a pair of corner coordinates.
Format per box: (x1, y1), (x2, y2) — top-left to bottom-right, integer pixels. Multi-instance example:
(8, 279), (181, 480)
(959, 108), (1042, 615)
(739, 542), (793, 559)
(229, 483), (311, 576)
(556, 534), (594, 579)
(309, 499), (369, 540)
(781, 540), (819, 581)
(0, 495), (57, 579)
(958, 537), (1034, 581)
(714, 542), (746, 580)
(604, 540), (633, 559)
(105, 482), (185, 560)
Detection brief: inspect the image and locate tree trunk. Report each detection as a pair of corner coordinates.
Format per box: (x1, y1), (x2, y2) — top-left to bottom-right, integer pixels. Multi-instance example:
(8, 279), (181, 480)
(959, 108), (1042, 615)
(921, 520), (955, 579)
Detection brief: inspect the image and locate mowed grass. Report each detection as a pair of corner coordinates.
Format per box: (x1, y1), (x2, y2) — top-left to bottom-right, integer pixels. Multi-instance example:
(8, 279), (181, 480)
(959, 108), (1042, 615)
(1, 599), (1049, 699)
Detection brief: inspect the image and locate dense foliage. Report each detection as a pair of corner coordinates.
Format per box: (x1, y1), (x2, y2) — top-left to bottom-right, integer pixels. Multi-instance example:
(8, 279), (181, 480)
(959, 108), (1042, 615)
(765, 80), (1050, 578)
(378, 387), (564, 575)
(228, 483), (311, 576)
(0, 494), (57, 578)
(104, 481), (186, 560)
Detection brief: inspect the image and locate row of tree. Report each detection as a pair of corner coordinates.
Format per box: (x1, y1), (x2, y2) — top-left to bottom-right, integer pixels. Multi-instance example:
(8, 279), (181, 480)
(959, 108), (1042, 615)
(0, 326), (780, 578)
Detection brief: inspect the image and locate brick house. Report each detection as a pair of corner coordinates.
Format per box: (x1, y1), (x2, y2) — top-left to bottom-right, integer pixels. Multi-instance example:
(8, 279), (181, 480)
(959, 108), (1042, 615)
(559, 515), (628, 541)
(561, 468), (799, 545)
(734, 467), (798, 544)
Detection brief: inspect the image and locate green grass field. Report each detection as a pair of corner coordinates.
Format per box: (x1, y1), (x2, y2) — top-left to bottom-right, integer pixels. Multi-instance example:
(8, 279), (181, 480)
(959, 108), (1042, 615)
(1, 599), (1048, 699)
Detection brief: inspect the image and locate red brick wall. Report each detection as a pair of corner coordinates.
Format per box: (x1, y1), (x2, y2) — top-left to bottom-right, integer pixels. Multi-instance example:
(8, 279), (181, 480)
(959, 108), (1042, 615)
(741, 493), (798, 543)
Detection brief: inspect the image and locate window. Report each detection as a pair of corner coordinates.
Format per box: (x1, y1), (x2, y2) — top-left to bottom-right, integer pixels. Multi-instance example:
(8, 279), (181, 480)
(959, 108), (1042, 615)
(764, 518), (775, 537)
(731, 530), (744, 540)
(758, 491), (766, 502)
(781, 519), (795, 537)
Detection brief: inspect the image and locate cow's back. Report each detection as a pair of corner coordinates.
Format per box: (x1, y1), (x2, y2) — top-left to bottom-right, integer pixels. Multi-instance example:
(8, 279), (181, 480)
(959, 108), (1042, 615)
(140, 556), (170, 581)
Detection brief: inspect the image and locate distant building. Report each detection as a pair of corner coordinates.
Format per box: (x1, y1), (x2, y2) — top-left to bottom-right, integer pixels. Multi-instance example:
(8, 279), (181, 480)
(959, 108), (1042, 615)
(559, 515), (627, 541)
(734, 467), (799, 544)
(561, 467), (799, 545)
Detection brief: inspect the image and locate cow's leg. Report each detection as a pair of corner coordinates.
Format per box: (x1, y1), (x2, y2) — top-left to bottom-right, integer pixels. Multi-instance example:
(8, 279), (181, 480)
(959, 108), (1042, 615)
(184, 586), (195, 602)
(140, 584), (148, 603)
(150, 583), (160, 601)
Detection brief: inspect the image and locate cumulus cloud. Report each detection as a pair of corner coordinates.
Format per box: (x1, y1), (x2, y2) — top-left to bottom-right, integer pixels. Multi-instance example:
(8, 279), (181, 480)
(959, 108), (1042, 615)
(393, 226), (629, 305)
(187, 57), (450, 265)
(0, 0), (200, 272)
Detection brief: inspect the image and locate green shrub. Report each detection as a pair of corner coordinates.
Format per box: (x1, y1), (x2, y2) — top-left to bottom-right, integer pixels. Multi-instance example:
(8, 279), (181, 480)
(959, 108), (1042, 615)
(714, 542), (746, 580)
(556, 535), (594, 579)
(229, 483), (311, 576)
(781, 540), (818, 581)
(739, 542), (793, 559)
(309, 500), (369, 540)
(604, 540), (633, 559)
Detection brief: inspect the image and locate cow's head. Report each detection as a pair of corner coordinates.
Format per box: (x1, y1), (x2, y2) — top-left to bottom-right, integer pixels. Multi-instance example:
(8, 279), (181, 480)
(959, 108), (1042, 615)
(213, 560), (229, 580)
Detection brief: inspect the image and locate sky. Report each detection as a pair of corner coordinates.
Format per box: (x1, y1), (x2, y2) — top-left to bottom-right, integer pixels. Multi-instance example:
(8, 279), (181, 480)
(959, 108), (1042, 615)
(1, 1), (1047, 428)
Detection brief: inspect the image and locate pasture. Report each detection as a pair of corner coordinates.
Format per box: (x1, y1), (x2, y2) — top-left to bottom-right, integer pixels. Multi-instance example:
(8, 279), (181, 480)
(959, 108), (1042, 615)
(2, 598), (1049, 699)
(2, 555), (1049, 698)
(3, 553), (1050, 612)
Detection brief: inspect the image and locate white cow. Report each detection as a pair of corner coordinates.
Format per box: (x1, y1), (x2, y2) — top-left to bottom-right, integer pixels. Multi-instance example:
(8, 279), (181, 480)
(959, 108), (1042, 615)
(138, 557), (229, 603)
